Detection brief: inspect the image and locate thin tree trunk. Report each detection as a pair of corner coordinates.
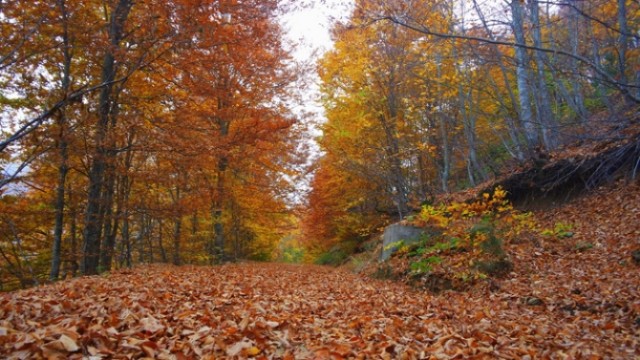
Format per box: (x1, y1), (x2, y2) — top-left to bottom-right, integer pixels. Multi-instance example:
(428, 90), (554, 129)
(567, 0), (587, 121)
(587, 2), (614, 114)
(213, 157), (227, 260)
(510, 0), (537, 150)
(173, 216), (182, 266)
(529, 0), (558, 150)
(147, 217), (154, 263)
(50, 0), (72, 281)
(617, 0), (633, 105)
(68, 183), (78, 277)
(137, 213), (145, 263)
(99, 170), (117, 271)
(120, 208), (131, 268)
(158, 219), (167, 262)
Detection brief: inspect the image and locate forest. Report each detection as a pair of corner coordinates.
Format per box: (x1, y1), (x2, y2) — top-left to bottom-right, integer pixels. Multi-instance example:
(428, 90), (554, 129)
(1, 0), (306, 288)
(304, 0), (640, 258)
(0, 0), (638, 285)
(1, 0), (640, 358)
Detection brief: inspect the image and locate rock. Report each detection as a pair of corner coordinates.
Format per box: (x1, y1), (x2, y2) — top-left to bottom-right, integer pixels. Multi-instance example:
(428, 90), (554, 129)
(380, 224), (425, 261)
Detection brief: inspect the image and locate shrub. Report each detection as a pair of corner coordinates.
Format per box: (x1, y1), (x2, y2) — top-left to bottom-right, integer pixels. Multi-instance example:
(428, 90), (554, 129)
(405, 187), (537, 285)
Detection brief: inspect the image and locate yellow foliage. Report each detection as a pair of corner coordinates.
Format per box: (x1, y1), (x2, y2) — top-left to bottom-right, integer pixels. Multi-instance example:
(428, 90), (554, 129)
(412, 187), (537, 249)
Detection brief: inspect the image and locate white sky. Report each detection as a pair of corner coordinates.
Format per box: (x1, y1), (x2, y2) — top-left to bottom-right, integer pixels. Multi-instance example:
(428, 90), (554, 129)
(278, 1), (354, 202)
(279, 0), (354, 121)
(280, 1), (354, 61)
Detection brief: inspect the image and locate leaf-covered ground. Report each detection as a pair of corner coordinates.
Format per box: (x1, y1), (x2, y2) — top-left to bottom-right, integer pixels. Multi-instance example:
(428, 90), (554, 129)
(1, 182), (639, 359)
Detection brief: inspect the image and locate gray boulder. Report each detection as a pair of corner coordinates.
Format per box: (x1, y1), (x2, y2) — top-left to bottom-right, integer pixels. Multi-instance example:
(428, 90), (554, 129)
(380, 224), (425, 261)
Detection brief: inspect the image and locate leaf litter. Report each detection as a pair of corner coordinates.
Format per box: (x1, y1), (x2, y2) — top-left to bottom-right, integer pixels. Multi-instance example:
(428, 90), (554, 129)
(0, 182), (639, 359)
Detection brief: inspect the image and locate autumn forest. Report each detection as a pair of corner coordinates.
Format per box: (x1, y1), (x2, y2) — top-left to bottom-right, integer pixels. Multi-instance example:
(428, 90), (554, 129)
(1, 0), (640, 357)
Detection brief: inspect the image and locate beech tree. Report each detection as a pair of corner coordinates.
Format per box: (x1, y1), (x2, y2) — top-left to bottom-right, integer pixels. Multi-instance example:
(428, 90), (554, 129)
(0, 0), (302, 286)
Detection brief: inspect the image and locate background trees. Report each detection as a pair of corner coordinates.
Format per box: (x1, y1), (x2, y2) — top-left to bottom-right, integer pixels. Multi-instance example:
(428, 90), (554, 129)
(0, 0), (302, 288)
(304, 0), (640, 252)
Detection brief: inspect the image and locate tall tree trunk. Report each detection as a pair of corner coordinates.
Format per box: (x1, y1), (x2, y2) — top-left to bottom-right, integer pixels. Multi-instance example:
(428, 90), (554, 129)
(213, 157), (227, 259)
(510, 0), (537, 150)
(81, 0), (132, 275)
(529, 0), (558, 150)
(98, 169), (117, 271)
(137, 213), (146, 263)
(50, 0), (72, 282)
(617, 0), (634, 104)
(567, 0), (587, 121)
(438, 113), (451, 193)
(50, 122), (69, 281)
(173, 215), (182, 266)
(67, 183), (78, 277)
(147, 218), (154, 263)
(158, 219), (167, 263)
(211, 88), (230, 261)
(120, 207), (131, 268)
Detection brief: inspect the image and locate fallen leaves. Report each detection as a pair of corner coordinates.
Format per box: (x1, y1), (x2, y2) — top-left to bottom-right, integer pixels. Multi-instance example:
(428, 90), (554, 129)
(2, 186), (640, 360)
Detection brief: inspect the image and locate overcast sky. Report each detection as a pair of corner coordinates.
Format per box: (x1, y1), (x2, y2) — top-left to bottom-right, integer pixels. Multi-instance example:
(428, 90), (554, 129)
(279, 1), (354, 121)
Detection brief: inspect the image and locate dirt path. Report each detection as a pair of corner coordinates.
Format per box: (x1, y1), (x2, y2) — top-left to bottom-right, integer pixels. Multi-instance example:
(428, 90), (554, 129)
(0, 262), (638, 359)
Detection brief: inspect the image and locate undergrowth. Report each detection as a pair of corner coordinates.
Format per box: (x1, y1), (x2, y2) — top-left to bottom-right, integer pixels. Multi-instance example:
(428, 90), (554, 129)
(402, 187), (539, 290)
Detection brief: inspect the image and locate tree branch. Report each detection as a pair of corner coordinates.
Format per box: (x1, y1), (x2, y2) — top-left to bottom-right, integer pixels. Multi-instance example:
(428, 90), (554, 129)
(373, 15), (640, 104)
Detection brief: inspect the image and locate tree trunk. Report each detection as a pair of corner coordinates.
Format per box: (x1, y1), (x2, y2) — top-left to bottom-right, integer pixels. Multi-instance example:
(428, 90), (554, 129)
(158, 219), (167, 263)
(67, 183), (78, 277)
(120, 208), (131, 268)
(50, 122), (69, 281)
(510, 0), (537, 150)
(81, 0), (132, 275)
(529, 0), (558, 150)
(173, 215), (182, 265)
(50, 0), (72, 282)
(567, 0), (587, 121)
(213, 158), (227, 259)
(617, 0), (634, 104)
(99, 170), (117, 271)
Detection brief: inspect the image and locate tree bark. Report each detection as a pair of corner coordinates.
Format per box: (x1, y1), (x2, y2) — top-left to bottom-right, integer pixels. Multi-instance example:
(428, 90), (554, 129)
(50, 0), (72, 282)
(173, 214), (182, 266)
(529, 0), (558, 150)
(617, 0), (634, 104)
(81, 0), (133, 275)
(213, 157), (227, 260)
(510, 0), (537, 150)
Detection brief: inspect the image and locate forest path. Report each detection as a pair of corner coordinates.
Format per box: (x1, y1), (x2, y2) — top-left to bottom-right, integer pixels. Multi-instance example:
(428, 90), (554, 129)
(1, 262), (638, 358)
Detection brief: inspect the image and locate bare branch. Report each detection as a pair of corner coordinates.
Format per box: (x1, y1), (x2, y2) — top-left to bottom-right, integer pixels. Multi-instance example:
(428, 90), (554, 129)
(373, 15), (640, 104)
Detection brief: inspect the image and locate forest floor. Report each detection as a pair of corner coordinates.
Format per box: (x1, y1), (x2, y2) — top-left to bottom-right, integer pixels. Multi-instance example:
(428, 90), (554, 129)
(1, 181), (639, 359)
